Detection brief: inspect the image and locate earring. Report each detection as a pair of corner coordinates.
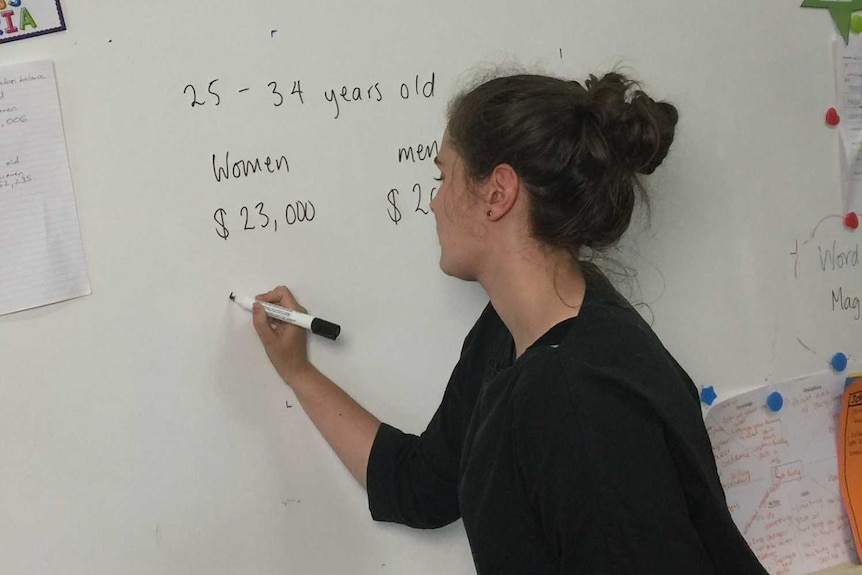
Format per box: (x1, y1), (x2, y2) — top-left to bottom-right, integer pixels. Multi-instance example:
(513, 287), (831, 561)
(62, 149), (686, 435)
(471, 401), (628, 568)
(487, 210), (492, 218)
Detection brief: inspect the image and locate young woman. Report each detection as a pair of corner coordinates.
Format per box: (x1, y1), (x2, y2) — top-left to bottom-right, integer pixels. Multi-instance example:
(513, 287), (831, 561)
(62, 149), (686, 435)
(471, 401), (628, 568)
(251, 71), (768, 574)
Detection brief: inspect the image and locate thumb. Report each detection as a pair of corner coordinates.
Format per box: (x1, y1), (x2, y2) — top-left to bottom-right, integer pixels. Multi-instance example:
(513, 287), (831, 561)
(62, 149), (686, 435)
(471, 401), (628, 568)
(252, 302), (277, 344)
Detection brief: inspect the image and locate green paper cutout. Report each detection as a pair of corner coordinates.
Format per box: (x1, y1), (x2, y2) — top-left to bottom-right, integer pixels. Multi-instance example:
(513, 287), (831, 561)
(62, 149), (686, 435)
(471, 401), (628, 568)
(853, 13), (862, 33)
(802, 0), (862, 43)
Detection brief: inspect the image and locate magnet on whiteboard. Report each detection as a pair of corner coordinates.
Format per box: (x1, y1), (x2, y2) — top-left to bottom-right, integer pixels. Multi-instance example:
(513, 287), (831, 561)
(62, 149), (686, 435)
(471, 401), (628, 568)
(826, 107), (841, 126)
(845, 212), (859, 230)
(833, 352), (849, 372)
(700, 386), (718, 406)
(767, 391), (784, 412)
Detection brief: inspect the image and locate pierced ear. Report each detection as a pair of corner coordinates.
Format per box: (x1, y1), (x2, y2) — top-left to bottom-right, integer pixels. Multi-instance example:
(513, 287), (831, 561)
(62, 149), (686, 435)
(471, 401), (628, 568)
(486, 164), (520, 220)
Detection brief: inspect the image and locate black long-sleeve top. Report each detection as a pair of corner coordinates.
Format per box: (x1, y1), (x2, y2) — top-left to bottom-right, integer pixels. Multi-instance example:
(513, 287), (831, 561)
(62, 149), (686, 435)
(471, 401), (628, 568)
(367, 264), (768, 574)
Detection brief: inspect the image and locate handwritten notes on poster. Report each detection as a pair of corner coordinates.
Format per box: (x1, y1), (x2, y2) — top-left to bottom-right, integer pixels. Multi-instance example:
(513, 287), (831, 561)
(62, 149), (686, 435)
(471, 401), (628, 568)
(0, 60), (90, 316)
(705, 370), (860, 575)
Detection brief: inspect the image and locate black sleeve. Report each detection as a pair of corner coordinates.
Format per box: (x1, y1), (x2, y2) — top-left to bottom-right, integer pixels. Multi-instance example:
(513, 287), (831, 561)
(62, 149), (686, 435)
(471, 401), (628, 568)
(366, 421), (460, 529)
(366, 306), (494, 529)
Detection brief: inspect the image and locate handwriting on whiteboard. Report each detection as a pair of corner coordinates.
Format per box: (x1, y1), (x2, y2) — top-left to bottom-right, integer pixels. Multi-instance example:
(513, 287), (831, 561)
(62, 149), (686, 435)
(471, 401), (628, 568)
(181, 73), (435, 120)
(182, 70), (442, 239)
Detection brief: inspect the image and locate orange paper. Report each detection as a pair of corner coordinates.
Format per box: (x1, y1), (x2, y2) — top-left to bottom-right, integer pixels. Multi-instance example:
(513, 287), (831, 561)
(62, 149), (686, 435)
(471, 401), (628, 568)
(838, 373), (862, 556)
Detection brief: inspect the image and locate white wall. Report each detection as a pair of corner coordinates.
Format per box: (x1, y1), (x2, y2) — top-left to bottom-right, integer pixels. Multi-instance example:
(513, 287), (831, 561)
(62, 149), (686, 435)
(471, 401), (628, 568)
(0, 1), (858, 573)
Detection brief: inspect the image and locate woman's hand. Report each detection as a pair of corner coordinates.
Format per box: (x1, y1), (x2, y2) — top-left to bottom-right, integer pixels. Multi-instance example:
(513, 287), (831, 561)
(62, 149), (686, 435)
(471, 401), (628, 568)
(252, 285), (313, 385)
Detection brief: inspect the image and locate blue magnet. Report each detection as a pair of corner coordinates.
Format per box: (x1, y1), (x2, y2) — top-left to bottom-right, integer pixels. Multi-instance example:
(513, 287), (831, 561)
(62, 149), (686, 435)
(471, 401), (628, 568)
(832, 352), (849, 372)
(766, 391), (784, 412)
(700, 386), (718, 406)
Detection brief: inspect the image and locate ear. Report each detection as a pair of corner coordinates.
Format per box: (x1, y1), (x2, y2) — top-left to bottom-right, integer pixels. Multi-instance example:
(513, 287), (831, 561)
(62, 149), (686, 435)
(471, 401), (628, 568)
(485, 163), (520, 221)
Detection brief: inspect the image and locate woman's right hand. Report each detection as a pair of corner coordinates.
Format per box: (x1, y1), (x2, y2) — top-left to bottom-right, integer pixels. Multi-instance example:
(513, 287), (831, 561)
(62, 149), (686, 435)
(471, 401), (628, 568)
(252, 286), (314, 386)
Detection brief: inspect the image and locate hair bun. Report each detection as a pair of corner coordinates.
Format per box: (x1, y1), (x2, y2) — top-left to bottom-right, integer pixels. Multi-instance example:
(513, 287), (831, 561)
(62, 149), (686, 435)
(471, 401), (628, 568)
(582, 73), (679, 175)
(445, 69), (680, 252)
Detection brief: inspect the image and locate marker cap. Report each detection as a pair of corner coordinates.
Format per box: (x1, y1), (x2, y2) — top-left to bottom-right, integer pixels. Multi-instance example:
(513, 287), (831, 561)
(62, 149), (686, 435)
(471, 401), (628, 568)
(311, 318), (341, 340)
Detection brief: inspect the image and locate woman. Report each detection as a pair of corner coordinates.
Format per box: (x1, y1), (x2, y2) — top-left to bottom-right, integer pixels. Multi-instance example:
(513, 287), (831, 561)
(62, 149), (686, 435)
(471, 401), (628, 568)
(251, 71), (767, 574)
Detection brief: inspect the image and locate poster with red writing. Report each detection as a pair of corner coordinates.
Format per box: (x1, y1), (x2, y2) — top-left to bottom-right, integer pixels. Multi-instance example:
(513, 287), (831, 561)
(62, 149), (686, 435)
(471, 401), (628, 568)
(704, 369), (861, 575)
(0, 0), (64, 44)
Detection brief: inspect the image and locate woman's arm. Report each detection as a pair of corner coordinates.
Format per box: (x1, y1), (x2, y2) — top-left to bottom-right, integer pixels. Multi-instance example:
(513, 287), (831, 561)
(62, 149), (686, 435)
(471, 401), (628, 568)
(252, 286), (380, 489)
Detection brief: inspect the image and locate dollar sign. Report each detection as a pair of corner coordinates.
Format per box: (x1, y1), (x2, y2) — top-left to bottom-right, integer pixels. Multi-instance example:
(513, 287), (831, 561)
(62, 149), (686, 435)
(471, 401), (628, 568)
(213, 208), (229, 240)
(387, 189), (402, 225)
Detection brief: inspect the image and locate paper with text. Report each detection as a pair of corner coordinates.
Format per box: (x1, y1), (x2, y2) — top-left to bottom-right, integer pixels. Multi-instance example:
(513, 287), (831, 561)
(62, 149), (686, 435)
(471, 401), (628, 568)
(705, 370), (860, 575)
(0, 60), (90, 316)
(835, 36), (862, 214)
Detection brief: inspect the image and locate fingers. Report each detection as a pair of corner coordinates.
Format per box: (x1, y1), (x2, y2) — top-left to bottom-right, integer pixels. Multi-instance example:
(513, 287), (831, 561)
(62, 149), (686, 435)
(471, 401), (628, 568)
(255, 285), (307, 313)
(252, 302), (277, 344)
(255, 287), (284, 303)
(256, 285), (295, 306)
(252, 285), (307, 345)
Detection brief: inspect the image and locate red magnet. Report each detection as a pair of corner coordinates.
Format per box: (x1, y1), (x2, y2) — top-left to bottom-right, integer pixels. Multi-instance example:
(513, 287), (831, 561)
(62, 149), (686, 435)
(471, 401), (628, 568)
(827, 107), (841, 127)
(846, 212), (860, 230)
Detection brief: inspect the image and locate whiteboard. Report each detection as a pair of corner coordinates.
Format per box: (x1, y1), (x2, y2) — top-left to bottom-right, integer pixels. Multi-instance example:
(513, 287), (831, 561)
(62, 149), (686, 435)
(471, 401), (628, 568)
(0, 1), (860, 573)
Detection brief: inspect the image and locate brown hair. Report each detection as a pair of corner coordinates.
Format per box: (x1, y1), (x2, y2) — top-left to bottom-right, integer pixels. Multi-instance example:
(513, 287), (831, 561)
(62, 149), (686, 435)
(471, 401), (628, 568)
(446, 71), (678, 253)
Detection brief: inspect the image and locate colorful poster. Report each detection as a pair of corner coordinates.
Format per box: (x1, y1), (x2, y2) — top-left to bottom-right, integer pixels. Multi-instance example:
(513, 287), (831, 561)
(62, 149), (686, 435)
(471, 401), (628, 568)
(0, 0), (65, 45)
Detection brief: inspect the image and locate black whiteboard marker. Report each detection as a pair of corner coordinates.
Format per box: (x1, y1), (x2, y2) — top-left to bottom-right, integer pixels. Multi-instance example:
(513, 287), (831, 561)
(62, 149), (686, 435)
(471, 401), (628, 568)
(229, 293), (341, 340)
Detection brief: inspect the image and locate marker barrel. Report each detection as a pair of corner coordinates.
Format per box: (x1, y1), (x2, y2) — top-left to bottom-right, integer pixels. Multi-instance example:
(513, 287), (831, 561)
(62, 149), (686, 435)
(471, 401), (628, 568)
(233, 295), (341, 340)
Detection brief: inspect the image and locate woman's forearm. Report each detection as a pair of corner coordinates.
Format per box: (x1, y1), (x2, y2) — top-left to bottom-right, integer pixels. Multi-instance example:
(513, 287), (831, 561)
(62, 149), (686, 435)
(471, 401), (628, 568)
(286, 365), (381, 489)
